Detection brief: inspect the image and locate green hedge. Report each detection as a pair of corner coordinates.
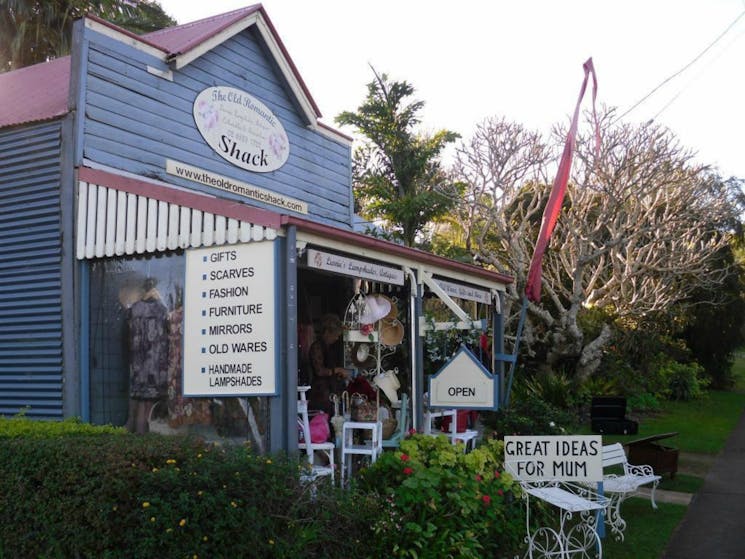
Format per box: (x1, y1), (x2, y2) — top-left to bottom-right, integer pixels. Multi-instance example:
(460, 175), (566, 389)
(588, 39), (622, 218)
(0, 418), (381, 559)
(0, 419), (538, 558)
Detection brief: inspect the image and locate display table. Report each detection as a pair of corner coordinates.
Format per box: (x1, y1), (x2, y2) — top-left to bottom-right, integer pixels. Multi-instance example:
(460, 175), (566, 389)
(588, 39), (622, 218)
(340, 420), (382, 486)
(521, 482), (608, 558)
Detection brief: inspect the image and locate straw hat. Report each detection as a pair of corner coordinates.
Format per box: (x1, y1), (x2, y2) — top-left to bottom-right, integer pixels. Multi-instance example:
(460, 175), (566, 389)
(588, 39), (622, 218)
(359, 295), (391, 324)
(380, 318), (404, 346)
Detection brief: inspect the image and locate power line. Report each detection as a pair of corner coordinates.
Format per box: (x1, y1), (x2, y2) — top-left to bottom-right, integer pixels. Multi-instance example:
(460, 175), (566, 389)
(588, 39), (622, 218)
(616, 9), (745, 122)
(652, 24), (745, 120)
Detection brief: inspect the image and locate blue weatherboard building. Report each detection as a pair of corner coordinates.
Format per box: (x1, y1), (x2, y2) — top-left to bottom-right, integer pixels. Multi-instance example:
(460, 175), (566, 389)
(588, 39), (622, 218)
(0, 5), (511, 452)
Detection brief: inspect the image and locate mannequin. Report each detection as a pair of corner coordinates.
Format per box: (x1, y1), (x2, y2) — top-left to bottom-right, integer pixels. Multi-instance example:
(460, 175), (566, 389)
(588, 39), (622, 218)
(125, 278), (169, 434)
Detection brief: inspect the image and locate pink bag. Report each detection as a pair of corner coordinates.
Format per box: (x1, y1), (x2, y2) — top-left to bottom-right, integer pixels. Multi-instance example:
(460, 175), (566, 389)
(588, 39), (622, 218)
(309, 412), (330, 443)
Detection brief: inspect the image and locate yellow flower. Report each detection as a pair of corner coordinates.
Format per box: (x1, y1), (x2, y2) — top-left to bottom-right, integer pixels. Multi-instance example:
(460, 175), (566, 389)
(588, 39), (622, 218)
(166, 528), (173, 533)
(150, 517), (155, 523)
(268, 539), (275, 545)
(152, 467), (159, 473)
(166, 459), (176, 465)
(203, 536), (209, 542)
(112, 505), (118, 511)
(197, 453), (203, 459)
(179, 519), (187, 527)
(266, 459), (272, 464)
(142, 502), (150, 508)
(197, 490), (203, 496)
(230, 501), (238, 508)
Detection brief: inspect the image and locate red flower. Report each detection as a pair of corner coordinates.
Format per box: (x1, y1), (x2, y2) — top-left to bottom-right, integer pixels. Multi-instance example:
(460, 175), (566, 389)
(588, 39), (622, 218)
(400, 453), (410, 462)
(481, 495), (491, 505)
(403, 467), (414, 475)
(475, 474), (483, 482)
(494, 470), (501, 478)
(408, 428), (417, 435)
(497, 489), (504, 496)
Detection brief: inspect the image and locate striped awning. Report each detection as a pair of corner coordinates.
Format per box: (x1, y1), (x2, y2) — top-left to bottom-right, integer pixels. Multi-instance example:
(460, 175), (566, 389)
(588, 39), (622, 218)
(75, 178), (278, 260)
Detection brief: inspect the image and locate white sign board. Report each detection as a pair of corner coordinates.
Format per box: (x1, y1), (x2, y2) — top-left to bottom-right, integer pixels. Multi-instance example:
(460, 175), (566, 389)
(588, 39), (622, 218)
(183, 242), (277, 396)
(307, 248), (405, 285)
(428, 346), (496, 410)
(193, 86), (289, 173)
(435, 279), (491, 304)
(504, 435), (603, 482)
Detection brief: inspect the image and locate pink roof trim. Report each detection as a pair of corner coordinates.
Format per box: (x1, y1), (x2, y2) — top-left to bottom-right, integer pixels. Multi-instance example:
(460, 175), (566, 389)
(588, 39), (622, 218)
(0, 57), (71, 128)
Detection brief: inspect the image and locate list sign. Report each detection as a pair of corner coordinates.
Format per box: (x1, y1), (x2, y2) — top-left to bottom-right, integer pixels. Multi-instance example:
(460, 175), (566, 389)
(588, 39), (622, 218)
(183, 241), (277, 396)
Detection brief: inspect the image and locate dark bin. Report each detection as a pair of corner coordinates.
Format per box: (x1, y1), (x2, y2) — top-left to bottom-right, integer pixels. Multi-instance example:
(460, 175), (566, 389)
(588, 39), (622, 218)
(590, 396), (639, 435)
(626, 432), (679, 478)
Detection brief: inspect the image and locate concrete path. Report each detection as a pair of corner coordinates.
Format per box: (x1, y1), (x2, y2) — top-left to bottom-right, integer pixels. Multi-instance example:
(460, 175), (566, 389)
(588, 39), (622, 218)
(662, 409), (745, 559)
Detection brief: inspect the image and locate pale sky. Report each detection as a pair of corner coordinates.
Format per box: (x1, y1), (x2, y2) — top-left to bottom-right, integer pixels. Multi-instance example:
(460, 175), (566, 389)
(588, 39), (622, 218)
(157, 0), (745, 180)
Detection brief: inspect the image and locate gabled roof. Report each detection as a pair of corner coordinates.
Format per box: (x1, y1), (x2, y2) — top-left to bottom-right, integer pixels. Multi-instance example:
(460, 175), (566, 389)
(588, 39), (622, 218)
(145, 5), (262, 58)
(0, 4), (340, 138)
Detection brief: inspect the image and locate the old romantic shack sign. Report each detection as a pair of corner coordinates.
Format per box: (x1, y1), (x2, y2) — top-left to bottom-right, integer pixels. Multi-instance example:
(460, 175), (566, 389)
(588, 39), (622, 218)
(504, 435), (603, 482)
(193, 86), (290, 173)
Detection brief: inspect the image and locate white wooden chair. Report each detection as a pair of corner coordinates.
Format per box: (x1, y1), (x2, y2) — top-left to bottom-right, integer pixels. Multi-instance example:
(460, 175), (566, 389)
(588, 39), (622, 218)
(297, 386), (335, 483)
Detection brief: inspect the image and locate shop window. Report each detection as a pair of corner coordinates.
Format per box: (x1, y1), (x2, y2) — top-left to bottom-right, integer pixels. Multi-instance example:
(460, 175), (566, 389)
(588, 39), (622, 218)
(297, 268), (411, 417)
(88, 252), (269, 450)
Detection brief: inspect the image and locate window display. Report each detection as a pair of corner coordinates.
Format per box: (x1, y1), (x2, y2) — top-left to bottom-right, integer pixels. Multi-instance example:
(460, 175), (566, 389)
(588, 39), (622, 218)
(88, 253), (269, 449)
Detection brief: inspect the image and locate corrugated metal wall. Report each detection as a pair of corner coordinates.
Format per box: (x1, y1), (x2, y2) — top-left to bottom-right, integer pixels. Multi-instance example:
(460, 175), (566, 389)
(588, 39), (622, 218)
(0, 121), (64, 419)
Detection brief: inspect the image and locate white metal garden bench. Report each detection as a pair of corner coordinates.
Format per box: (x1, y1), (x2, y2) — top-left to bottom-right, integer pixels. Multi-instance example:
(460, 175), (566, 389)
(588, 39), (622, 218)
(597, 442), (661, 541)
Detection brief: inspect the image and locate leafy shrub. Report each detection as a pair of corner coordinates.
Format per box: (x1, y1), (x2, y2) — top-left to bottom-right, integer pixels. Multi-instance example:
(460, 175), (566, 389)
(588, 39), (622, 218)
(354, 434), (528, 558)
(627, 392), (662, 413)
(480, 393), (576, 437)
(661, 360), (710, 401)
(0, 418), (379, 559)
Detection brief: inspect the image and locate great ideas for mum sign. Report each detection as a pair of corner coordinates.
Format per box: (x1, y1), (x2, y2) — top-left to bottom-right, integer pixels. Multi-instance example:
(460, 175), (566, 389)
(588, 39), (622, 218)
(504, 435), (603, 482)
(193, 86), (289, 173)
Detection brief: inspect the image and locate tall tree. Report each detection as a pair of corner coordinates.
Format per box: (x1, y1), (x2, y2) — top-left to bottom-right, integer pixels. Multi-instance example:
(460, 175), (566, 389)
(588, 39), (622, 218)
(451, 108), (744, 380)
(0, 0), (175, 71)
(336, 68), (461, 247)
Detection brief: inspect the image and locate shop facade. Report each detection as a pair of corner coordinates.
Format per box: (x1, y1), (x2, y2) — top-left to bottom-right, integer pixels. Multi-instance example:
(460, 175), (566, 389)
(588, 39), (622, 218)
(0, 6), (512, 453)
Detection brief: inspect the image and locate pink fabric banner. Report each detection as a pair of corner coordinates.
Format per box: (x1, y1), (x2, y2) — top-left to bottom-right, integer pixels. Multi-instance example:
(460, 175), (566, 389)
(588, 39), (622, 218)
(525, 58), (599, 303)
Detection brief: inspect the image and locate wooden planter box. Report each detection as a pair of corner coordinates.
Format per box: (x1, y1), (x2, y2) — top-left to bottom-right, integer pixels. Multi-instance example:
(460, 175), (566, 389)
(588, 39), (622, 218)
(626, 432), (679, 478)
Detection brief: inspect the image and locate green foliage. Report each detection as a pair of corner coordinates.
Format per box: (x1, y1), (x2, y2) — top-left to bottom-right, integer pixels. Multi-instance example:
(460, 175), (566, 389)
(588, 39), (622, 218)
(1, 0), (176, 71)
(336, 68), (461, 247)
(481, 392), (576, 437)
(0, 420), (379, 559)
(0, 414), (126, 436)
(626, 392), (662, 413)
(355, 434), (527, 558)
(682, 244), (745, 388)
(659, 360), (710, 401)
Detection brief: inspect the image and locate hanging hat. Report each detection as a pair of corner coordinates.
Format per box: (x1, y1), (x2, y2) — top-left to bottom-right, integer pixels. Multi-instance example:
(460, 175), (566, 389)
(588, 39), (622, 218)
(351, 342), (376, 369)
(374, 370), (400, 404)
(359, 294), (391, 324)
(378, 294), (398, 320)
(380, 318), (404, 346)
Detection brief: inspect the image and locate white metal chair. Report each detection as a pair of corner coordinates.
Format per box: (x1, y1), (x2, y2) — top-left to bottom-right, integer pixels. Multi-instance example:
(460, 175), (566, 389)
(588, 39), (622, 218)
(297, 386), (335, 483)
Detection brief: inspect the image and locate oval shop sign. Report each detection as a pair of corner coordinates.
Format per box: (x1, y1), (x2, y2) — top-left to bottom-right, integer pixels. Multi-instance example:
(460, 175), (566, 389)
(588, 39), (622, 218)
(193, 86), (289, 173)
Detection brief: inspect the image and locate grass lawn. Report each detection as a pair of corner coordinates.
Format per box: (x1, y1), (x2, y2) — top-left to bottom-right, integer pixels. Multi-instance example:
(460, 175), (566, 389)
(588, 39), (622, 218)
(601, 497), (688, 559)
(598, 352), (745, 557)
(600, 353), (745, 455)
